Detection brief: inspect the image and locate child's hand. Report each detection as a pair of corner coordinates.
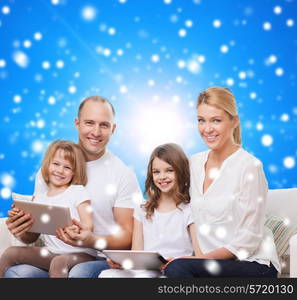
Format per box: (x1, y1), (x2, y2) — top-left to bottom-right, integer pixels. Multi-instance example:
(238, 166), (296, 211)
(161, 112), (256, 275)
(64, 224), (80, 234)
(160, 257), (174, 272)
(106, 258), (122, 269)
(8, 204), (20, 218)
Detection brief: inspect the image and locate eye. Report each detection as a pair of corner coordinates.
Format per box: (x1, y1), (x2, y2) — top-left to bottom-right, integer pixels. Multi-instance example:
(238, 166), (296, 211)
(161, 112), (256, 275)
(152, 170), (159, 174)
(198, 118), (205, 124)
(213, 119), (221, 124)
(65, 166), (72, 170)
(167, 169), (174, 173)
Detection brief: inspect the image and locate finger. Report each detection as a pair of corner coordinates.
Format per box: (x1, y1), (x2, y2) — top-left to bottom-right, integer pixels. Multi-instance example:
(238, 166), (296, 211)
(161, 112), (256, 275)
(64, 227), (79, 240)
(12, 219), (34, 236)
(71, 218), (84, 229)
(6, 211), (25, 225)
(56, 228), (76, 246)
(7, 212), (32, 230)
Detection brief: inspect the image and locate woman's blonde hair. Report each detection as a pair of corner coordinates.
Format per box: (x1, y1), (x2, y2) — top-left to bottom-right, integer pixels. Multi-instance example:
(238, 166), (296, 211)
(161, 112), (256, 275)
(197, 86), (241, 145)
(143, 143), (190, 219)
(41, 140), (87, 186)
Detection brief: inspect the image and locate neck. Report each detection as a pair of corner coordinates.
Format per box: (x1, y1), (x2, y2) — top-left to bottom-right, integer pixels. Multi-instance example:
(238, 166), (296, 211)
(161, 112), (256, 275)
(47, 184), (69, 196)
(81, 145), (106, 162)
(209, 143), (240, 165)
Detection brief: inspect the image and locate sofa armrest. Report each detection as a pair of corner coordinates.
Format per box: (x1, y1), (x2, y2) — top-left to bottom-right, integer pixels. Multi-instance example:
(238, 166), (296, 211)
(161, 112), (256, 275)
(289, 234), (297, 278)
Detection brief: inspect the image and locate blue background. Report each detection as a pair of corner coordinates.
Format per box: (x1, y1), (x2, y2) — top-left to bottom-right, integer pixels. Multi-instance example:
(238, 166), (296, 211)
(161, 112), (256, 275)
(0, 0), (296, 217)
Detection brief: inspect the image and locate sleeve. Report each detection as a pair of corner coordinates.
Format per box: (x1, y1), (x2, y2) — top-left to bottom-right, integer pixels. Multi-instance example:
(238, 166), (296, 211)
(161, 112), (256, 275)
(133, 204), (144, 223)
(33, 169), (48, 196)
(114, 167), (143, 209)
(183, 204), (194, 227)
(72, 185), (91, 207)
(225, 158), (268, 259)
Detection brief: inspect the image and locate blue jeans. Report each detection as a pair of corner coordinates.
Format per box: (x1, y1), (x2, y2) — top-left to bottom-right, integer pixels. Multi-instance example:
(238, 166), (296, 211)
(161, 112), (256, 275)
(164, 258), (278, 278)
(4, 258), (109, 278)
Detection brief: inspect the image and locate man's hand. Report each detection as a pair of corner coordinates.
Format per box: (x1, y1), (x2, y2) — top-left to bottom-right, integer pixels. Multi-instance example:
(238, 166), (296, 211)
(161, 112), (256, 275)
(56, 218), (94, 248)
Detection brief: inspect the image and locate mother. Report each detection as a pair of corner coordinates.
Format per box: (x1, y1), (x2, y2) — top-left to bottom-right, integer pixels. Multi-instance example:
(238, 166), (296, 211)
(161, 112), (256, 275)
(164, 86), (280, 278)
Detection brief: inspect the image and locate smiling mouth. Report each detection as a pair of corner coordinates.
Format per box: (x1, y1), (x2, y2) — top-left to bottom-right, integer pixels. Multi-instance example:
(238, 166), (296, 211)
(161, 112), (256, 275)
(88, 138), (103, 145)
(52, 174), (66, 180)
(204, 135), (218, 142)
(158, 181), (172, 187)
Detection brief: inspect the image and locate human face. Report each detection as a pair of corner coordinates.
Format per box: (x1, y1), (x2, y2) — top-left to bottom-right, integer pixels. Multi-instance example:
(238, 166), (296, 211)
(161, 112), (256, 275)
(152, 157), (176, 194)
(75, 101), (116, 161)
(197, 104), (238, 151)
(48, 149), (74, 189)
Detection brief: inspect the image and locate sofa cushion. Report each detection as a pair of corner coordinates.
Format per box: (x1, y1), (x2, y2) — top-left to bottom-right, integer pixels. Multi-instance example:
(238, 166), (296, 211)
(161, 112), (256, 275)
(265, 215), (297, 274)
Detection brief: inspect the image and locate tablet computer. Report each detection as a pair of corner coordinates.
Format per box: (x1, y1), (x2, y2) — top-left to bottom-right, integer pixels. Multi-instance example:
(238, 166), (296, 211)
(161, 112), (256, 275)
(102, 250), (167, 270)
(12, 193), (72, 236)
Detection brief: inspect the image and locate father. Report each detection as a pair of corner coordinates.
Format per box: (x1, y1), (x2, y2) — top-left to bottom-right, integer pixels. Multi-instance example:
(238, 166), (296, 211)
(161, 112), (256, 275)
(5, 96), (142, 277)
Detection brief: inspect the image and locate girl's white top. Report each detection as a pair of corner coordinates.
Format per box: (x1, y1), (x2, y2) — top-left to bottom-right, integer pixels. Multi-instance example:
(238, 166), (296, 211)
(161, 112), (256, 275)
(35, 184), (96, 256)
(134, 203), (194, 259)
(189, 148), (280, 272)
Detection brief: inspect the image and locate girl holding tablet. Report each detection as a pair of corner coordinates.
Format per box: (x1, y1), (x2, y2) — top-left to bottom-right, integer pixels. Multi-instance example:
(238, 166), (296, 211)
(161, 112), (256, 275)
(100, 143), (202, 277)
(0, 140), (95, 277)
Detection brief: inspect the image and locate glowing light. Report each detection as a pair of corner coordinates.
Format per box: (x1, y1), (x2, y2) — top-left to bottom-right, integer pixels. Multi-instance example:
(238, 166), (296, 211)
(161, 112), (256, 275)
(177, 60), (186, 68)
(204, 260), (221, 275)
(273, 6), (282, 15)
(0, 59), (6, 68)
(81, 6), (97, 21)
(13, 51), (29, 68)
(213, 19), (221, 28)
(122, 259), (133, 270)
(237, 249), (249, 260)
(283, 156), (295, 169)
(262, 134), (273, 147)
(42, 61), (51, 69)
(275, 67), (284, 76)
(2, 6), (10, 14)
(263, 22), (272, 31)
(280, 113), (289, 122)
(1, 187), (11, 199)
(95, 238), (107, 250)
(105, 184), (117, 195)
(178, 28), (187, 37)
(34, 32), (42, 40)
(13, 95), (22, 103)
(286, 19), (294, 27)
(131, 102), (186, 155)
(56, 60), (64, 68)
(40, 248), (50, 257)
(185, 20), (193, 27)
(108, 27), (116, 35)
(68, 85), (77, 94)
(23, 40), (32, 48)
(208, 168), (220, 180)
(48, 96), (56, 105)
(220, 45), (229, 53)
(40, 213), (50, 223)
(1, 174), (15, 187)
(151, 54), (160, 63)
(199, 224), (211, 236)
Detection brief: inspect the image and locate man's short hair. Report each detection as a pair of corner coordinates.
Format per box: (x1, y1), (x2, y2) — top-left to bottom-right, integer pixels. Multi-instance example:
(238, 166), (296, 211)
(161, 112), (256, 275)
(77, 96), (115, 118)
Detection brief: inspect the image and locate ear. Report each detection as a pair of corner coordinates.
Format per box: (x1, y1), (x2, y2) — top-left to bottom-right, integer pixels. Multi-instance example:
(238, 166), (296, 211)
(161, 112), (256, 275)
(75, 118), (79, 130)
(111, 123), (117, 134)
(233, 115), (239, 129)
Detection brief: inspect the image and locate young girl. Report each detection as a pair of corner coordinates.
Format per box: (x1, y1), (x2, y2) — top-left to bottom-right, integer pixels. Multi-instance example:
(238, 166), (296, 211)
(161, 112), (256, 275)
(99, 143), (202, 277)
(0, 140), (96, 278)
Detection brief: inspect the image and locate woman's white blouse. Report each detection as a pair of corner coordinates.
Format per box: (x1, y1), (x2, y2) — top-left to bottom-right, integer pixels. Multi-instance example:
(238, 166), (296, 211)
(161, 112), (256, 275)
(190, 148), (280, 272)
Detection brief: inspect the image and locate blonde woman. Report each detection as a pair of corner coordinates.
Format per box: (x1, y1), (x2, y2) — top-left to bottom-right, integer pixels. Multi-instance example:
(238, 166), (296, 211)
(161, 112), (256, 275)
(164, 87), (280, 278)
(0, 140), (95, 277)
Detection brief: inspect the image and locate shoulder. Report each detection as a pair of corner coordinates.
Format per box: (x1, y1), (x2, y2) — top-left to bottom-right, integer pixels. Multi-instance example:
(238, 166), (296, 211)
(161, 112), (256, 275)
(68, 185), (89, 197)
(189, 150), (208, 163)
(237, 148), (264, 169)
(105, 151), (135, 174)
(177, 203), (191, 213)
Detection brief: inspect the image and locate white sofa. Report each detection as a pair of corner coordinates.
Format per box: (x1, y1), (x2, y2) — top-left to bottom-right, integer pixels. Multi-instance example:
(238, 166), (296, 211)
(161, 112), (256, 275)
(1, 188), (297, 277)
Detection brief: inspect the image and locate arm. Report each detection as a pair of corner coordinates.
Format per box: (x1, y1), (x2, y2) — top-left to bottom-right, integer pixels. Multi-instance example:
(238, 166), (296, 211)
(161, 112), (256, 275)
(131, 218), (144, 250)
(56, 207), (133, 250)
(188, 223), (203, 257)
(77, 200), (93, 231)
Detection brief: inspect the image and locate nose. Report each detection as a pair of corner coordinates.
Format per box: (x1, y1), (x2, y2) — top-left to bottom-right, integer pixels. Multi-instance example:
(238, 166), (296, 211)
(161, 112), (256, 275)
(91, 124), (101, 137)
(56, 165), (64, 173)
(204, 122), (213, 133)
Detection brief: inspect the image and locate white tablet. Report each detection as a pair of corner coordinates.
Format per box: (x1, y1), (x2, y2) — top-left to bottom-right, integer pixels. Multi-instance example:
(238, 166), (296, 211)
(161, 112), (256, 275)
(12, 193), (72, 236)
(102, 250), (167, 270)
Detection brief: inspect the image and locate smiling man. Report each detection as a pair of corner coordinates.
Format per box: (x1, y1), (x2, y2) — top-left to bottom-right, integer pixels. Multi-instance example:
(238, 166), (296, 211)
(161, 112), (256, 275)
(5, 96), (142, 278)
